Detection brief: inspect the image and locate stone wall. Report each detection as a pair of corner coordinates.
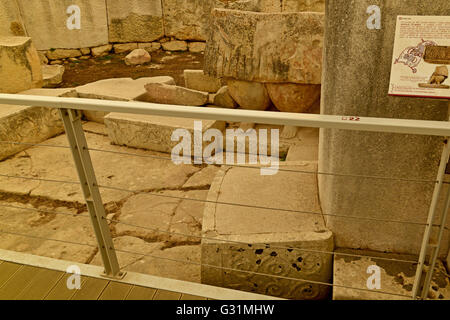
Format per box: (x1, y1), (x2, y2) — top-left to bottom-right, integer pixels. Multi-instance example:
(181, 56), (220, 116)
(0, 0), (325, 50)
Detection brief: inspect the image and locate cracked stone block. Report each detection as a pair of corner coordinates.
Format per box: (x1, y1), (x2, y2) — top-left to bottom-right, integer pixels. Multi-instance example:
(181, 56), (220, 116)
(201, 164), (334, 299)
(16, 0), (108, 50)
(182, 166), (221, 189)
(333, 249), (450, 300)
(0, 88), (76, 160)
(184, 70), (222, 93)
(104, 113), (225, 154)
(107, 0), (164, 43)
(204, 9), (324, 83)
(42, 65), (65, 88)
(0, 37), (43, 93)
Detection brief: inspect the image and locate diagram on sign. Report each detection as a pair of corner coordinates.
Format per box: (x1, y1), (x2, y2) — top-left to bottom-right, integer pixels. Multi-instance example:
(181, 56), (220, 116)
(389, 15), (450, 99)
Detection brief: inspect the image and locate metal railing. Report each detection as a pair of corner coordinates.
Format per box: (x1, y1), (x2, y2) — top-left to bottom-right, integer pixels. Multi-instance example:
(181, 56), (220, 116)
(0, 93), (449, 300)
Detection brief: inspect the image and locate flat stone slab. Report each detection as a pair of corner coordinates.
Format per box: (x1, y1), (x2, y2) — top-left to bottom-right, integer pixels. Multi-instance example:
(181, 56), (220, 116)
(333, 249), (450, 300)
(104, 113), (225, 153)
(204, 9), (324, 84)
(201, 163), (333, 299)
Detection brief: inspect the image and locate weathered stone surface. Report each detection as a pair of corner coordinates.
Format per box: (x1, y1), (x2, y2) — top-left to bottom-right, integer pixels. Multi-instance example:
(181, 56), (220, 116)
(0, 88), (75, 160)
(227, 80), (271, 110)
(282, 0), (325, 12)
(143, 83), (208, 106)
(104, 113), (225, 153)
(42, 65), (65, 88)
(113, 43), (138, 54)
(46, 49), (82, 60)
(184, 70), (222, 93)
(49, 60), (63, 65)
(124, 48), (151, 65)
(91, 44), (112, 57)
(80, 48), (91, 55)
(0, 37), (43, 93)
(319, 0), (450, 256)
(188, 42), (206, 53)
(16, 0), (108, 50)
(201, 165), (333, 299)
(138, 42), (161, 52)
(107, 0), (164, 43)
(205, 9), (324, 83)
(37, 51), (48, 64)
(0, 1), (26, 37)
(266, 83), (321, 113)
(211, 86), (238, 109)
(162, 40), (188, 52)
(182, 166), (220, 189)
(333, 249), (450, 300)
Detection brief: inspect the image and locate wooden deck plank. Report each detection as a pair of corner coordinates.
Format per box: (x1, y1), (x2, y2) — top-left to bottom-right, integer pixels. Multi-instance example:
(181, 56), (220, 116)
(125, 286), (157, 300)
(44, 274), (89, 300)
(0, 265), (42, 300)
(15, 269), (64, 300)
(153, 289), (182, 300)
(70, 277), (109, 300)
(180, 293), (208, 300)
(0, 262), (22, 289)
(98, 281), (133, 300)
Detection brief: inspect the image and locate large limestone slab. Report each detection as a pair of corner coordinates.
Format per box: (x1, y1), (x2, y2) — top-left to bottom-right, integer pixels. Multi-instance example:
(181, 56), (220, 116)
(201, 164), (334, 299)
(16, 0), (108, 50)
(319, 0), (450, 256)
(0, 1), (26, 37)
(107, 0), (164, 43)
(104, 113), (225, 153)
(204, 9), (324, 83)
(333, 249), (450, 300)
(42, 65), (65, 88)
(0, 88), (75, 160)
(0, 37), (43, 93)
(142, 83), (209, 106)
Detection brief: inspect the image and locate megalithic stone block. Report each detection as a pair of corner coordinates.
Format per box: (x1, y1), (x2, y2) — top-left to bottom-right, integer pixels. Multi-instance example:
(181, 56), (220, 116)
(318, 0), (450, 256)
(204, 9), (324, 84)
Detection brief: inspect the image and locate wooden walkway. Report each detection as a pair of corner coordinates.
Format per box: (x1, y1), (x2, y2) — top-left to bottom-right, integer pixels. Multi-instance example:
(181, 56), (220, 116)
(0, 260), (207, 300)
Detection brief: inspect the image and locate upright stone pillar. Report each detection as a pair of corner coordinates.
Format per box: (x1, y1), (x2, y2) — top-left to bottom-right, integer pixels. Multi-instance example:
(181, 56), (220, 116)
(319, 0), (450, 256)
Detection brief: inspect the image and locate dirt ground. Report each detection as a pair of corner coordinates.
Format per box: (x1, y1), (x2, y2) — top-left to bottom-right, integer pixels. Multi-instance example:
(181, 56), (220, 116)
(59, 50), (204, 88)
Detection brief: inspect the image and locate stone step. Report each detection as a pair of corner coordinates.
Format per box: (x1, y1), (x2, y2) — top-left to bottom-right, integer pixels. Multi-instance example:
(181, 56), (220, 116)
(201, 162), (333, 300)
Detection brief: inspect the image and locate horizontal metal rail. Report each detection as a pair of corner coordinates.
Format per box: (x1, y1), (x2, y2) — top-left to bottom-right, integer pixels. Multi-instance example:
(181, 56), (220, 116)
(0, 93), (449, 136)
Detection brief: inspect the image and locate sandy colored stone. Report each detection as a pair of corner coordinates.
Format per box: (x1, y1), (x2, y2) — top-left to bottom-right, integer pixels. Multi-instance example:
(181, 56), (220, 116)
(162, 41), (188, 52)
(138, 42), (161, 52)
(42, 65), (65, 88)
(107, 0), (164, 43)
(188, 42), (206, 53)
(333, 249), (450, 300)
(124, 48), (151, 65)
(211, 86), (238, 109)
(143, 83), (208, 106)
(319, 0), (450, 256)
(227, 80), (271, 110)
(184, 70), (222, 93)
(104, 113), (225, 153)
(282, 0), (325, 12)
(286, 144), (318, 162)
(266, 83), (321, 113)
(91, 44), (113, 57)
(0, 1), (26, 37)
(182, 166), (221, 189)
(113, 43), (138, 54)
(205, 9), (324, 84)
(0, 37), (43, 93)
(16, 0), (108, 50)
(49, 60), (63, 65)
(80, 48), (91, 55)
(46, 49), (81, 60)
(37, 51), (48, 64)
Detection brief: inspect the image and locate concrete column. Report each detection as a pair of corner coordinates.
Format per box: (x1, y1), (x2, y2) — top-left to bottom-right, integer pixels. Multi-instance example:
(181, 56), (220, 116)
(319, 0), (450, 256)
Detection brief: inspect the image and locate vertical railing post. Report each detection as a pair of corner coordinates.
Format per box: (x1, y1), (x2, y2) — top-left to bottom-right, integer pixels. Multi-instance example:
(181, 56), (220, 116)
(59, 108), (123, 279)
(412, 138), (450, 299)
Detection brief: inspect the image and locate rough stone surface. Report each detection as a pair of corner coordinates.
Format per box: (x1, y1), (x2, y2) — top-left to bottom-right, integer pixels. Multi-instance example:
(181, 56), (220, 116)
(0, 1), (26, 37)
(201, 165), (334, 299)
(282, 0), (325, 12)
(80, 48), (91, 55)
(46, 49), (82, 60)
(205, 9), (324, 83)
(42, 65), (65, 88)
(162, 41), (188, 52)
(227, 80), (271, 110)
(184, 70), (222, 93)
(107, 0), (164, 43)
(333, 249), (450, 300)
(138, 42), (161, 52)
(16, 0), (108, 50)
(0, 88), (76, 160)
(104, 113), (225, 153)
(266, 83), (321, 113)
(91, 44), (113, 57)
(124, 48), (151, 65)
(113, 43), (138, 54)
(143, 83), (209, 106)
(37, 51), (48, 64)
(211, 86), (238, 109)
(188, 42), (206, 53)
(0, 37), (43, 93)
(319, 0), (450, 256)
